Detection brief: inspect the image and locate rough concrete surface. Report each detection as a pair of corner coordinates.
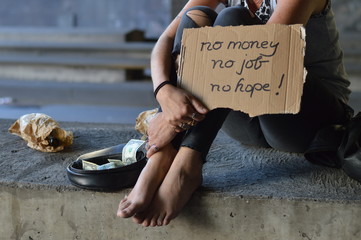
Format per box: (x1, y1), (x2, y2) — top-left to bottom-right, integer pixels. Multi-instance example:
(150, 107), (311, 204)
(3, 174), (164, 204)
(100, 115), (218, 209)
(1, 119), (361, 240)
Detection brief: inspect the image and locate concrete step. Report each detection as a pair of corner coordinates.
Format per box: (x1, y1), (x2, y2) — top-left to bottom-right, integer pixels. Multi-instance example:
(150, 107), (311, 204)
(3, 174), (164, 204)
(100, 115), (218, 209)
(0, 29), (358, 83)
(0, 27), (128, 43)
(0, 79), (157, 107)
(0, 28), (154, 82)
(1, 120), (361, 239)
(0, 53), (150, 69)
(0, 41), (154, 52)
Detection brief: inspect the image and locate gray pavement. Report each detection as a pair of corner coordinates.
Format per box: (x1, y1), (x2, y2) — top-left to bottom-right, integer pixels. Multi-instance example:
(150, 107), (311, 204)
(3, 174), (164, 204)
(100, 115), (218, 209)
(2, 118), (361, 200)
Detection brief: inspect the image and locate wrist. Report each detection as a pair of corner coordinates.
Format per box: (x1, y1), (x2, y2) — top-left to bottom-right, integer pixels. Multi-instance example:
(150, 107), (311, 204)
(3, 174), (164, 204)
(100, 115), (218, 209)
(155, 82), (176, 101)
(154, 81), (173, 98)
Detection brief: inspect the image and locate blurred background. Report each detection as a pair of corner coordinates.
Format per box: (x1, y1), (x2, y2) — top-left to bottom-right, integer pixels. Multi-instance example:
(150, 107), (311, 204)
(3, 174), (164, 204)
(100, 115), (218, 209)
(0, 0), (360, 124)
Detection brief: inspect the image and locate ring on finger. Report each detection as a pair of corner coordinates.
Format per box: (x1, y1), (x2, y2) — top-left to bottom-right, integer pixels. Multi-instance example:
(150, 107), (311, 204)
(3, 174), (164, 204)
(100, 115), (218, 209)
(179, 122), (190, 130)
(191, 112), (197, 120)
(152, 144), (159, 152)
(187, 119), (196, 127)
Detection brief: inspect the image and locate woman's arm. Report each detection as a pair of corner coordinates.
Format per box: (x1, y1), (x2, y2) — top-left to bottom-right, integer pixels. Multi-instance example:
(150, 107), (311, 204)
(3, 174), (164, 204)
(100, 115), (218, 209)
(146, 0), (225, 157)
(152, 0), (225, 126)
(267, 0), (327, 25)
(152, 0), (224, 93)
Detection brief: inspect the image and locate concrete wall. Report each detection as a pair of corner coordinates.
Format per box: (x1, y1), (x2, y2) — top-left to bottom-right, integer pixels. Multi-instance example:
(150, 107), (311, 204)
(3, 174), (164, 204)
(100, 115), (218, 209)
(332, 0), (361, 32)
(0, 0), (358, 38)
(0, 0), (172, 39)
(0, 0), (358, 83)
(2, 185), (361, 240)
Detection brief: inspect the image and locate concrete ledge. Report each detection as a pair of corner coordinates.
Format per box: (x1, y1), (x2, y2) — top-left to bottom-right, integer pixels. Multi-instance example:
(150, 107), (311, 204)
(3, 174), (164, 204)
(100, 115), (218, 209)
(0, 28), (127, 43)
(0, 41), (154, 51)
(0, 55), (150, 69)
(0, 79), (156, 107)
(0, 65), (129, 83)
(1, 119), (361, 239)
(0, 41), (154, 69)
(0, 28), (153, 82)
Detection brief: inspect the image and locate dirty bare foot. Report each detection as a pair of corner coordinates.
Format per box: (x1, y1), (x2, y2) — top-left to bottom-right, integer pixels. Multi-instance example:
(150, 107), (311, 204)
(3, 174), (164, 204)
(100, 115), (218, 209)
(117, 144), (177, 218)
(133, 147), (203, 226)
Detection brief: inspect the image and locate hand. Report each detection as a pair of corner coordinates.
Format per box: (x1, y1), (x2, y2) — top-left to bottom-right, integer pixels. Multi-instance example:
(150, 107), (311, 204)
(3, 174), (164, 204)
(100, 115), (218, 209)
(156, 84), (209, 132)
(146, 112), (177, 158)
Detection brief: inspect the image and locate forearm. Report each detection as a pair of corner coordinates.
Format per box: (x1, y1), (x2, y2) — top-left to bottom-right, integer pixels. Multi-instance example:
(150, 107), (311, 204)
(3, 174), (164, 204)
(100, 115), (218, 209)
(151, 34), (175, 92)
(151, 0), (224, 92)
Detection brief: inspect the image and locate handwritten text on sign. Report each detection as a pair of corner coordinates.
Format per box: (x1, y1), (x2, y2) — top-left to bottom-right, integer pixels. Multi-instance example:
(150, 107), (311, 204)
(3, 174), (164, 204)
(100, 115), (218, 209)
(178, 24), (306, 117)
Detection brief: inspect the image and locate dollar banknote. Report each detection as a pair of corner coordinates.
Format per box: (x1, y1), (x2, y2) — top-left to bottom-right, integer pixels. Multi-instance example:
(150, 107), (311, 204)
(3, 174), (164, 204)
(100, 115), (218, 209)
(82, 139), (146, 170)
(82, 160), (100, 170)
(82, 160), (117, 170)
(97, 162), (116, 170)
(108, 159), (125, 167)
(122, 139), (146, 165)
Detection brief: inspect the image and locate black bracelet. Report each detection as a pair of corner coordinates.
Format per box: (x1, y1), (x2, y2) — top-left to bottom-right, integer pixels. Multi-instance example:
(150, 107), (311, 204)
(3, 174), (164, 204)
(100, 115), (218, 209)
(154, 81), (173, 98)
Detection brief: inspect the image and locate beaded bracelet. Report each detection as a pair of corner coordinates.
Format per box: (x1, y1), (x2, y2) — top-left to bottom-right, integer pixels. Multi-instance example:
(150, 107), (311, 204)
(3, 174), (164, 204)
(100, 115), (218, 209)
(154, 81), (173, 98)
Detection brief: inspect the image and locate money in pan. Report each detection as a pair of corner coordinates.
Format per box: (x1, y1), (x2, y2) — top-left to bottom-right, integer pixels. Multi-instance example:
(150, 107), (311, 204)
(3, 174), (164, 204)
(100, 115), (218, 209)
(67, 143), (147, 191)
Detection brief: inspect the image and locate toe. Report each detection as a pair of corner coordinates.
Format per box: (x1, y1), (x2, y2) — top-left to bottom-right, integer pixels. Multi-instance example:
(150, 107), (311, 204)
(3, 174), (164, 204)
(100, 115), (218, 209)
(141, 210), (155, 227)
(117, 200), (132, 217)
(119, 196), (128, 204)
(119, 201), (143, 218)
(163, 213), (175, 226)
(157, 212), (166, 226)
(119, 198), (130, 208)
(142, 218), (151, 227)
(132, 212), (146, 224)
(150, 213), (160, 227)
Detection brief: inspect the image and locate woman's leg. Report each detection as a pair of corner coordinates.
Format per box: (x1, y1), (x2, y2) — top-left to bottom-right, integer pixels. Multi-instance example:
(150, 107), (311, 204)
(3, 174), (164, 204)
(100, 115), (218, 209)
(213, 5), (261, 26)
(258, 73), (352, 153)
(222, 74), (352, 152)
(118, 6), (219, 221)
(176, 6), (263, 158)
(172, 6), (218, 57)
(222, 111), (270, 148)
(133, 147), (204, 226)
(215, 7), (352, 152)
(117, 144), (177, 218)
(135, 6), (266, 227)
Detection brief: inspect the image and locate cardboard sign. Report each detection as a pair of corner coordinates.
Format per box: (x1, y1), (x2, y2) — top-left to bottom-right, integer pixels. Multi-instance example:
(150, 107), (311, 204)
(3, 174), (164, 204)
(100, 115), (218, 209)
(177, 24), (306, 117)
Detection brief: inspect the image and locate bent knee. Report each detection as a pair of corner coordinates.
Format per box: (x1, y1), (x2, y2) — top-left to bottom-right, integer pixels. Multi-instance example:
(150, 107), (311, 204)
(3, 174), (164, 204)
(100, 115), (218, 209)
(184, 6), (217, 27)
(215, 6), (260, 26)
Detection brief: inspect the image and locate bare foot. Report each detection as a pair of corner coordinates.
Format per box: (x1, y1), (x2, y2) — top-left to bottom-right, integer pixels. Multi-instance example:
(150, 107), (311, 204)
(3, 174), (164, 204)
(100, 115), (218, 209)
(117, 144), (176, 218)
(133, 147), (203, 227)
